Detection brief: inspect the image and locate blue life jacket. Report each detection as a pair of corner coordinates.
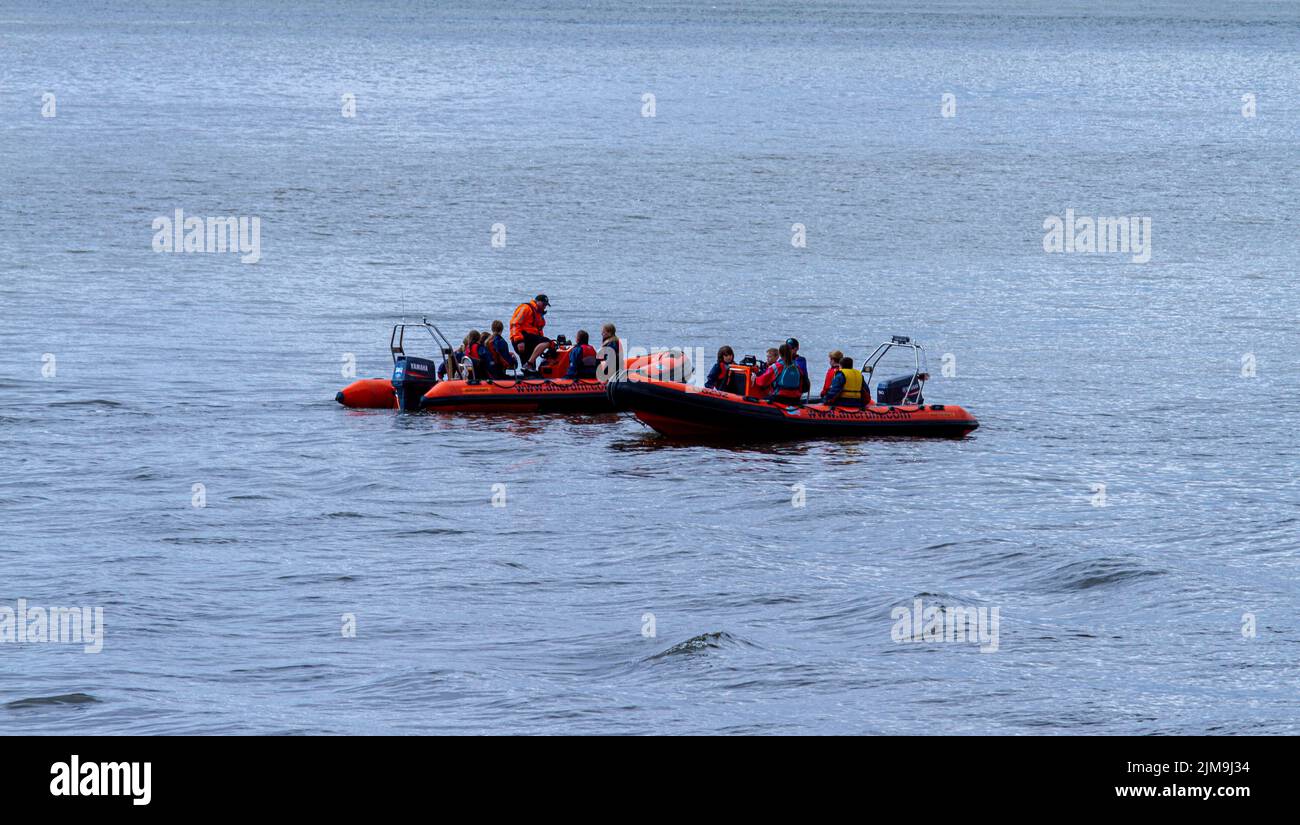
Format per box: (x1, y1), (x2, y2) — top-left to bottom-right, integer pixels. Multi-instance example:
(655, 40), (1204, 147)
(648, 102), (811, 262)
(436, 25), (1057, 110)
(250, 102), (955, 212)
(776, 362), (802, 390)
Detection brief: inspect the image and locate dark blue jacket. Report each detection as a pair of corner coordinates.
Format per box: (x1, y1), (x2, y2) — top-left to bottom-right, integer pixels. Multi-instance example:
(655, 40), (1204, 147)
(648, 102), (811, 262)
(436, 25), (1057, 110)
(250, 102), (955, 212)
(597, 338), (621, 374)
(823, 369), (846, 404)
(566, 344), (598, 379)
(705, 361), (730, 389)
(488, 333), (517, 375)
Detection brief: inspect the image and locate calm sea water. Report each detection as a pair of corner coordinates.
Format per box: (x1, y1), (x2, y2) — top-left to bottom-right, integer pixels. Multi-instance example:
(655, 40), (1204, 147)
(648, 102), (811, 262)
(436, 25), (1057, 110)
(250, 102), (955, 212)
(2, 0), (1297, 734)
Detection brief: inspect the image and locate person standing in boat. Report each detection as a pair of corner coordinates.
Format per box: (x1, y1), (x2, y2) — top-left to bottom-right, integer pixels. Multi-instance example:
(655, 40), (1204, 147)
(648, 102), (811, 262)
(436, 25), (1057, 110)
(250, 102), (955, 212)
(822, 355), (866, 408)
(510, 294), (553, 373)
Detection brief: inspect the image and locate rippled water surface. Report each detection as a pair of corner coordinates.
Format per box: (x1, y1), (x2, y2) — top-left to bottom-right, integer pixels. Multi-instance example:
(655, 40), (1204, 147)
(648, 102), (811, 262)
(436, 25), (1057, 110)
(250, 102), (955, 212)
(2, 0), (1298, 734)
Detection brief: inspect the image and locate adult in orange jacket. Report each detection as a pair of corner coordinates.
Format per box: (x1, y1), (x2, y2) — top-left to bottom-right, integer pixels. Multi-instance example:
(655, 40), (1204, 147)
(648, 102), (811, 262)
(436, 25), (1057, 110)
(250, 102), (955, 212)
(510, 294), (552, 370)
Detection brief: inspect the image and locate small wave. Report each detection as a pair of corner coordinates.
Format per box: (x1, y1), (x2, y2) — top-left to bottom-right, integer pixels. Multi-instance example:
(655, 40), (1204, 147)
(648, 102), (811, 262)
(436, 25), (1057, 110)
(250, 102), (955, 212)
(645, 631), (755, 661)
(275, 573), (358, 583)
(7, 692), (100, 709)
(387, 527), (467, 537)
(48, 399), (123, 408)
(160, 536), (241, 545)
(902, 591), (977, 609)
(336, 668), (465, 706)
(228, 663), (327, 676)
(1037, 558), (1166, 592)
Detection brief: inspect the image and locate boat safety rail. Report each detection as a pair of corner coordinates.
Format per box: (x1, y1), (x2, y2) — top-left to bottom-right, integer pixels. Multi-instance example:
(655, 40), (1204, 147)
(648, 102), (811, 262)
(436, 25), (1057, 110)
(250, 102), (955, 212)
(861, 335), (929, 405)
(390, 318), (454, 365)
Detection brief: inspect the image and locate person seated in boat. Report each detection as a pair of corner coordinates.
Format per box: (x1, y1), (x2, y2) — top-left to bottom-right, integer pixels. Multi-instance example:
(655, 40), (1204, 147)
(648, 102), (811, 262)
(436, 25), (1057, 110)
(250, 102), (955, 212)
(752, 347), (781, 393)
(767, 344), (805, 405)
(439, 334), (472, 379)
(437, 351), (459, 379)
(461, 330), (490, 382)
(821, 350), (843, 399)
(485, 320), (517, 378)
(785, 337), (811, 396)
(510, 294), (553, 372)
(705, 346), (736, 390)
(822, 356), (866, 408)
(595, 323), (621, 379)
(565, 330), (599, 380)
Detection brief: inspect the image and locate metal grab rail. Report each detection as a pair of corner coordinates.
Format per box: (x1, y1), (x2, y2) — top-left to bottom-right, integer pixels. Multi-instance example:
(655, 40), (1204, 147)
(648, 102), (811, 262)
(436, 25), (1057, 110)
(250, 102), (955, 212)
(391, 318), (533, 383)
(861, 335), (929, 406)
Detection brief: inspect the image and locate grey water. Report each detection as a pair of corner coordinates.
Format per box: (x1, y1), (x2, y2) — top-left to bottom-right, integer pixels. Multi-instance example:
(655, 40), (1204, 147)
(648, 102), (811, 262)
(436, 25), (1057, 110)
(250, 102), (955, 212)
(1, 0), (1297, 734)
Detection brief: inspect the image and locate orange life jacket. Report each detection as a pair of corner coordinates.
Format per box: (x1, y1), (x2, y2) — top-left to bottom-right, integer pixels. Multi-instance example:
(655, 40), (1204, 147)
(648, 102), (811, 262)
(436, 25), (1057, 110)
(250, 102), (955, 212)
(509, 301), (545, 343)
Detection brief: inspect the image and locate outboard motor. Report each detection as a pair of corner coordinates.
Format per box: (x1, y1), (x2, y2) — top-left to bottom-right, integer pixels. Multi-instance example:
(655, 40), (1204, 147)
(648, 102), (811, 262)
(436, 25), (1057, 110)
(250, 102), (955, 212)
(392, 356), (438, 412)
(877, 374), (924, 405)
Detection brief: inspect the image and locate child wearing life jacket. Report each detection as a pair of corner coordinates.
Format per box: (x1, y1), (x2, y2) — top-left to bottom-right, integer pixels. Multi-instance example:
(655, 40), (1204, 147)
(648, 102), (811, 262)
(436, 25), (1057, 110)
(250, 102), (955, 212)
(485, 320), (518, 378)
(705, 346), (735, 390)
(821, 350), (843, 398)
(565, 330), (599, 380)
(768, 343), (805, 405)
(822, 355), (866, 408)
(461, 330), (490, 382)
(440, 333), (477, 379)
(752, 348), (780, 392)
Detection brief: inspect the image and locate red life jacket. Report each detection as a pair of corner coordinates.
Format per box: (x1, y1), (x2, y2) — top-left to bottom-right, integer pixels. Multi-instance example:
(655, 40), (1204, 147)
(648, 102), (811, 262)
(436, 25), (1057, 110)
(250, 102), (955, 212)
(462, 342), (486, 375)
(772, 362), (803, 400)
(570, 343), (597, 377)
(821, 365), (840, 397)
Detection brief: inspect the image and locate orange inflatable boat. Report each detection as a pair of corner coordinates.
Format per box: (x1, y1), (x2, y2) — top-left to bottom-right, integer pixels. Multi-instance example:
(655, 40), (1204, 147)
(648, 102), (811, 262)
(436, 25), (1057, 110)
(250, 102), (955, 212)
(336, 321), (691, 413)
(607, 336), (978, 439)
(413, 348), (689, 413)
(335, 377), (397, 409)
